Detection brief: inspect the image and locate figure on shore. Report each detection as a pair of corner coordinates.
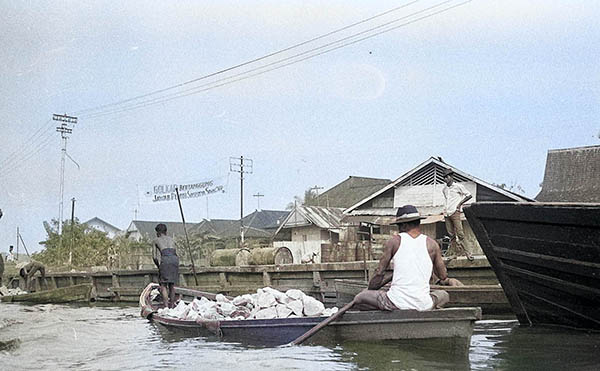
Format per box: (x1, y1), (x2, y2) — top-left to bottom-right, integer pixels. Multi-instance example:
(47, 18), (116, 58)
(6, 245), (15, 262)
(442, 168), (474, 261)
(17, 261), (46, 292)
(153, 223), (179, 308)
(353, 205), (462, 311)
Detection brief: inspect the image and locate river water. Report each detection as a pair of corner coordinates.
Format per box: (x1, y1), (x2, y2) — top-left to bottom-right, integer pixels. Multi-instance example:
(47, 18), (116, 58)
(1, 302), (599, 370)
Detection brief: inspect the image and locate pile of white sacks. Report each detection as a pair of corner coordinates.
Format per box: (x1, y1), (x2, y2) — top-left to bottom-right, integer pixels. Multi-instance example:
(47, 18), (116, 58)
(156, 287), (338, 321)
(0, 286), (27, 297)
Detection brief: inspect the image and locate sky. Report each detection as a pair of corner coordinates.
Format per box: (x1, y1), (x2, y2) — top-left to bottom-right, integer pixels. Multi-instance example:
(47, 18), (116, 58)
(1, 0), (599, 254)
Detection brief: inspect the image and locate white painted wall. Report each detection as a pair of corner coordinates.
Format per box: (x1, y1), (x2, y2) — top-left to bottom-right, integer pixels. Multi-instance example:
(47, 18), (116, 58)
(273, 225), (330, 263)
(393, 182), (477, 214)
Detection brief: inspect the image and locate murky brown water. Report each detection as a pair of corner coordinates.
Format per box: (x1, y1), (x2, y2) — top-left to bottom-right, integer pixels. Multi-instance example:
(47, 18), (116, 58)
(1, 302), (599, 370)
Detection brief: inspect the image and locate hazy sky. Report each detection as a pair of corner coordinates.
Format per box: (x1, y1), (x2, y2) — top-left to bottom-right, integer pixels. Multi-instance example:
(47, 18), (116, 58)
(1, 0), (599, 253)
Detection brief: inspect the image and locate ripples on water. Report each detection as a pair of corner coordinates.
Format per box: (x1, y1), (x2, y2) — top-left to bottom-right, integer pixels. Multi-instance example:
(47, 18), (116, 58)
(1, 303), (599, 370)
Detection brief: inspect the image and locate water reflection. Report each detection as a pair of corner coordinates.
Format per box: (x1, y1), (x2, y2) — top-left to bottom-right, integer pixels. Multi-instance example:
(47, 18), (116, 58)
(472, 320), (600, 370)
(2, 302), (600, 370)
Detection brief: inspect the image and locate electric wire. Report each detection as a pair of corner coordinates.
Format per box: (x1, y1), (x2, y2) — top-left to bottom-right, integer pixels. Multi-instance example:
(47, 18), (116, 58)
(81, 0), (467, 120)
(0, 119), (54, 170)
(72, 0), (423, 116)
(1, 131), (56, 176)
(82, 0), (448, 119)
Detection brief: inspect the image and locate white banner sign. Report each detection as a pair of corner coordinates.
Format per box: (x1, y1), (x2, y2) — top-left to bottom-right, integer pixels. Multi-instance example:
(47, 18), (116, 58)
(145, 179), (225, 203)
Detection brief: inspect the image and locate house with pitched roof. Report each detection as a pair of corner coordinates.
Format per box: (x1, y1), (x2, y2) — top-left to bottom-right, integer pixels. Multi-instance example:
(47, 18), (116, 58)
(84, 217), (122, 239)
(125, 220), (187, 242)
(343, 157), (533, 257)
(273, 206), (345, 264)
(312, 176), (391, 208)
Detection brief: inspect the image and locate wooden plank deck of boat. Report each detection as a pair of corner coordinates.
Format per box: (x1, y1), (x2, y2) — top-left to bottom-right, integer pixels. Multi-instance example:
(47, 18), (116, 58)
(334, 279), (510, 316)
(464, 202), (600, 331)
(0, 284), (95, 304)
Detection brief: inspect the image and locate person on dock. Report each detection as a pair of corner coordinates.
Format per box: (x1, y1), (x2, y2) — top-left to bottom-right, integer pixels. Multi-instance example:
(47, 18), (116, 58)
(353, 205), (462, 311)
(442, 168), (474, 261)
(7, 245), (15, 262)
(153, 223), (179, 309)
(17, 261), (46, 292)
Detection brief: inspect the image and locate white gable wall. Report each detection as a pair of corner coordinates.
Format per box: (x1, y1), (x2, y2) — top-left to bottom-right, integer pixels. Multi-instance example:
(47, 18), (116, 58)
(393, 182), (477, 214)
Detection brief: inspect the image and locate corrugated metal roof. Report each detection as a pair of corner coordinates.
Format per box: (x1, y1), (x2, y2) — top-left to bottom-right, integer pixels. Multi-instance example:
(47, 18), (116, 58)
(277, 206), (345, 232)
(341, 210), (446, 225)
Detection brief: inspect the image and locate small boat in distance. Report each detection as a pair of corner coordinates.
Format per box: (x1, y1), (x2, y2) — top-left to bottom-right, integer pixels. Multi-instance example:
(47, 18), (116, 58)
(0, 284), (95, 304)
(139, 283), (481, 349)
(464, 202), (600, 331)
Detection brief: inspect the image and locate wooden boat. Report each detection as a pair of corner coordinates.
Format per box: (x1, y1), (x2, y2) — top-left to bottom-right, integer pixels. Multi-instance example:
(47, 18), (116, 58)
(0, 284), (95, 304)
(334, 279), (510, 316)
(139, 283), (481, 348)
(464, 202), (600, 331)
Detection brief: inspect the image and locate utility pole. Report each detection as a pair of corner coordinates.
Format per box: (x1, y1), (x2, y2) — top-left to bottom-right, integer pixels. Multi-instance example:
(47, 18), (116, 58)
(309, 185), (324, 206)
(53, 113), (77, 236)
(253, 192), (264, 210)
(230, 156), (253, 246)
(70, 197), (75, 266)
(16, 227), (20, 261)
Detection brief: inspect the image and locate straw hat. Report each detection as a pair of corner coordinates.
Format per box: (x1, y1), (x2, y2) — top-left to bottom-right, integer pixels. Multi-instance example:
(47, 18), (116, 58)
(392, 205), (426, 224)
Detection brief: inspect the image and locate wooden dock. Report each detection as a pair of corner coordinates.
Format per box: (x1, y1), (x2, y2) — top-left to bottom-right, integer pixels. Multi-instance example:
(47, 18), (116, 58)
(5, 259), (502, 308)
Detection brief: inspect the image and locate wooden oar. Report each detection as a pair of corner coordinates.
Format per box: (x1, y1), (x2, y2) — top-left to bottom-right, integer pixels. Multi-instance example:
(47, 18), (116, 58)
(289, 298), (357, 346)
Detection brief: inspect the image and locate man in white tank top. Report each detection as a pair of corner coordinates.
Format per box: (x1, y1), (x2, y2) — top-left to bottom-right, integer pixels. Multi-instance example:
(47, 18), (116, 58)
(354, 205), (462, 311)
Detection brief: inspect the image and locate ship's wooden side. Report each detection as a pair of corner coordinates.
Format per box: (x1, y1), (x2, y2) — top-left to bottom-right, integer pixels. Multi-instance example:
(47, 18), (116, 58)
(464, 202), (600, 330)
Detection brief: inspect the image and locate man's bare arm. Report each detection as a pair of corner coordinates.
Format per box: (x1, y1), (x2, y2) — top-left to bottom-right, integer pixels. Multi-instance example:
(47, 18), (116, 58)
(368, 236), (399, 290)
(427, 237), (450, 283)
(427, 237), (464, 286)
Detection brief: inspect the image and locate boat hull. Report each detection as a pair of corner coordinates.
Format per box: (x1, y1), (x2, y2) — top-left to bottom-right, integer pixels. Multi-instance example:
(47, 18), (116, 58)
(464, 202), (600, 331)
(140, 283), (481, 348)
(0, 284), (95, 304)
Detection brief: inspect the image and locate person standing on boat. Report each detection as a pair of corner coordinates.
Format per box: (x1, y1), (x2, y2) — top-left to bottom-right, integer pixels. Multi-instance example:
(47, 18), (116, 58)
(353, 205), (461, 311)
(153, 223), (179, 309)
(442, 168), (474, 261)
(17, 261), (46, 292)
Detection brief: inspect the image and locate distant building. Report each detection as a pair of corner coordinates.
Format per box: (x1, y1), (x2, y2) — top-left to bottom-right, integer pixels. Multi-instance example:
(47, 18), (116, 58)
(313, 176), (391, 208)
(190, 209), (289, 241)
(536, 145), (600, 202)
(125, 220), (187, 242)
(273, 206), (345, 263)
(84, 217), (122, 239)
(344, 157), (533, 256)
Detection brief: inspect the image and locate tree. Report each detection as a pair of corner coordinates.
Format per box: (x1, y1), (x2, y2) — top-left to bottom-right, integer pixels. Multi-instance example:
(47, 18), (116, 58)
(35, 219), (115, 268)
(492, 182), (525, 194)
(286, 187), (320, 209)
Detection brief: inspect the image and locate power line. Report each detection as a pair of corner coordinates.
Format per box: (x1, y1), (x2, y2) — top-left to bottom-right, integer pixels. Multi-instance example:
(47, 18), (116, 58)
(72, 0), (423, 117)
(0, 119), (54, 170)
(80, 0), (467, 120)
(0, 130), (56, 176)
